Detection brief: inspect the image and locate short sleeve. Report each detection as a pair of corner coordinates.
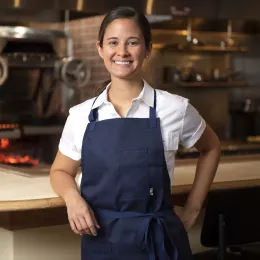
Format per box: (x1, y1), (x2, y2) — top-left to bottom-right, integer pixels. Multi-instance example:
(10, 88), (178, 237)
(58, 113), (81, 161)
(180, 102), (206, 149)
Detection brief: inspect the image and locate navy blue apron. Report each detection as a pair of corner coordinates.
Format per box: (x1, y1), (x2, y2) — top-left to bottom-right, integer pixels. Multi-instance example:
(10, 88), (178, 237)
(80, 89), (193, 260)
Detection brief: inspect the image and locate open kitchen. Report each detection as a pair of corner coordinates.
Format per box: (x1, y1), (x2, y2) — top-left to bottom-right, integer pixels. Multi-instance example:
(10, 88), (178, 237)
(1, 1), (260, 260)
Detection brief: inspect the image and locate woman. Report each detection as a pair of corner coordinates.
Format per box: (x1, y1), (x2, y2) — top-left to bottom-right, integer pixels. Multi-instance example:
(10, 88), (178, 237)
(50, 6), (221, 260)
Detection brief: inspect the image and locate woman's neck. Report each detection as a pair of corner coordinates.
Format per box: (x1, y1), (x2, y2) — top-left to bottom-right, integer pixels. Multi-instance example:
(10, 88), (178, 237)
(108, 78), (144, 104)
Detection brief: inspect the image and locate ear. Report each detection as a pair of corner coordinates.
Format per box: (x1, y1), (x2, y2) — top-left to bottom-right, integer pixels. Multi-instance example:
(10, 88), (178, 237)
(145, 42), (152, 59)
(96, 41), (103, 59)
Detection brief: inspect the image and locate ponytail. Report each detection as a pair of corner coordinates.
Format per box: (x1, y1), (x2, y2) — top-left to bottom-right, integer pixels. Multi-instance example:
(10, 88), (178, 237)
(94, 79), (111, 96)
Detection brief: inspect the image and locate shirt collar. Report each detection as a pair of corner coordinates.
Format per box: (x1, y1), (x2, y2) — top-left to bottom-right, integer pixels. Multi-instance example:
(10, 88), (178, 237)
(91, 80), (155, 110)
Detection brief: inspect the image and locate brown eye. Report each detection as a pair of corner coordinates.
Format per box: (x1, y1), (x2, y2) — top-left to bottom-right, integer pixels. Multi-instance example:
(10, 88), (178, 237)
(109, 41), (118, 46)
(128, 41), (138, 45)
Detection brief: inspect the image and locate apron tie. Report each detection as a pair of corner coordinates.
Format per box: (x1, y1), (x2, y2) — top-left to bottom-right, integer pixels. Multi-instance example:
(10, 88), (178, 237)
(95, 209), (178, 260)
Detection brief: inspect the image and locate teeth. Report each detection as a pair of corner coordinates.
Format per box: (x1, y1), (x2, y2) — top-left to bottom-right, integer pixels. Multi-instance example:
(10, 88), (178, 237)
(115, 61), (131, 65)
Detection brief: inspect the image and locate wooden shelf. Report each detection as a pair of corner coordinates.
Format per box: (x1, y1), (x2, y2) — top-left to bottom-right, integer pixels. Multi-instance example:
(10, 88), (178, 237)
(160, 81), (248, 88)
(153, 43), (248, 53)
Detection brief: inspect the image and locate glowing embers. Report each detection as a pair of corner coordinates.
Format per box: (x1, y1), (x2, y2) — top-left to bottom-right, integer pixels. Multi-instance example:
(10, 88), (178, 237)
(0, 139), (39, 166)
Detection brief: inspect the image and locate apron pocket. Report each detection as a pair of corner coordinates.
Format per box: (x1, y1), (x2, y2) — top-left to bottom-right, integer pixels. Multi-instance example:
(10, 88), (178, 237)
(118, 148), (150, 200)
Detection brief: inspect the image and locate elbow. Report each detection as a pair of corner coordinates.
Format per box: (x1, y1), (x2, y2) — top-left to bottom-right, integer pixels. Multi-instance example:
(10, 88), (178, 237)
(49, 165), (59, 186)
(195, 125), (222, 157)
(49, 168), (56, 186)
(212, 138), (221, 159)
(202, 134), (221, 155)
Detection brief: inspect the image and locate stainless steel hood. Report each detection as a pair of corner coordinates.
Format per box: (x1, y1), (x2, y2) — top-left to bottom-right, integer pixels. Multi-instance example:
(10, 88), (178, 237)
(0, 0), (174, 23)
(0, 0), (173, 15)
(0, 0), (259, 35)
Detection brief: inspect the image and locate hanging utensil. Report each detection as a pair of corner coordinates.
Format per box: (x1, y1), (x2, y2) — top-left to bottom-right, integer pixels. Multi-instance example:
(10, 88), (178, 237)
(60, 57), (91, 89)
(0, 56), (8, 86)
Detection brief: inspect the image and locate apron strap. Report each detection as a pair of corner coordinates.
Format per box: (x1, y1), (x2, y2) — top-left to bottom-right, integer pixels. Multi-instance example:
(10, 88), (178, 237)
(149, 89), (157, 128)
(88, 95), (99, 122)
(88, 96), (99, 131)
(89, 108), (98, 122)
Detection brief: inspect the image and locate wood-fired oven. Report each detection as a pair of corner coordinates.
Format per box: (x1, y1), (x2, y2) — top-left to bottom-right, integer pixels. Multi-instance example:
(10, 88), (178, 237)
(0, 26), (89, 171)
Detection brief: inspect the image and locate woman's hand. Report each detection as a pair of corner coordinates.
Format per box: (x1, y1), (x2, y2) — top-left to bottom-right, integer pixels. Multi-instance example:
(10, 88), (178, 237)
(65, 190), (100, 236)
(174, 206), (200, 232)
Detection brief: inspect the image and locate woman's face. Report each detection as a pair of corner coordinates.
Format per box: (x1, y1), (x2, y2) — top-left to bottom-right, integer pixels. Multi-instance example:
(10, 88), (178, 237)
(97, 18), (151, 81)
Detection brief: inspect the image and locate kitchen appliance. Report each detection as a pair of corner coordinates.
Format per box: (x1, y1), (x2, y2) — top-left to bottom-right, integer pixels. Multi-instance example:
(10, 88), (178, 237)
(228, 99), (260, 140)
(0, 26), (90, 168)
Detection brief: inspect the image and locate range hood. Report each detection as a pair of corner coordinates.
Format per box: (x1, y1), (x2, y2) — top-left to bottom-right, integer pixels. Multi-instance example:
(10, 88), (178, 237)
(0, 0), (259, 35)
(0, 0), (175, 23)
(0, 0), (176, 16)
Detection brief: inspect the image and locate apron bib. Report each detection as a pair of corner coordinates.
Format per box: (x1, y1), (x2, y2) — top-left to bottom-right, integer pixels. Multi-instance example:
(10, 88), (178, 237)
(80, 90), (193, 260)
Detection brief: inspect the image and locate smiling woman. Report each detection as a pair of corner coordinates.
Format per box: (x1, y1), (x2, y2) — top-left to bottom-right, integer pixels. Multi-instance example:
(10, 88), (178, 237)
(50, 6), (221, 260)
(94, 6), (152, 96)
(96, 18), (150, 81)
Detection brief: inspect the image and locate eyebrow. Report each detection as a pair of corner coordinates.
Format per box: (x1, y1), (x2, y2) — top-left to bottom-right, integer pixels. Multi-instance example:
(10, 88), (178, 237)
(106, 37), (140, 40)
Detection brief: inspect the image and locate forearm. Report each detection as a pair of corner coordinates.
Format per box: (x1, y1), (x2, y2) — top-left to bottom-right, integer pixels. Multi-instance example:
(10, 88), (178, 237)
(184, 146), (221, 214)
(50, 170), (80, 203)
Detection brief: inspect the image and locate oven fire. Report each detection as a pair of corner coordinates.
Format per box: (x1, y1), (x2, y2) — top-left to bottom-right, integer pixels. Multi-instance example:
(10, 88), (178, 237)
(0, 139), (39, 166)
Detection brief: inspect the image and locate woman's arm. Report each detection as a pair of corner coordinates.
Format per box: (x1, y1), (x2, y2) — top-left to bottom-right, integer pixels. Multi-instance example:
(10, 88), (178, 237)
(50, 151), (80, 201)
(50, 151), (99, 236)
(180, 124), (221, 230)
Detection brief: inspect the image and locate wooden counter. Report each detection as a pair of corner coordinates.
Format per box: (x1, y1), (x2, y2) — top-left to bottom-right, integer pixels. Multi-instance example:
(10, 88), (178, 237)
(1, 154), (260, 212)
(173, 154), (260, 193)
(0, 154), (260, 230)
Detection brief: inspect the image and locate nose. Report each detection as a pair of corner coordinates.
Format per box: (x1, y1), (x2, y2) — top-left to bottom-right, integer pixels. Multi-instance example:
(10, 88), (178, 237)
(117, 43), (129, 57)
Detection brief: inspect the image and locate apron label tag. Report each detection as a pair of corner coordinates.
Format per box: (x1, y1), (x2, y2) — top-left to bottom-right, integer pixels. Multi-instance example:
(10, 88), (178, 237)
(150, 188), (154, 196)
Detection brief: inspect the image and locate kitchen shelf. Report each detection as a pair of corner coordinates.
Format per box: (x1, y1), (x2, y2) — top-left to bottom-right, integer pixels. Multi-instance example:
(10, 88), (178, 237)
(153, 43), (248, 53)
(22, 126), (63, 136)
(160, 81), (248, 88)
(0, 129), (21, 139)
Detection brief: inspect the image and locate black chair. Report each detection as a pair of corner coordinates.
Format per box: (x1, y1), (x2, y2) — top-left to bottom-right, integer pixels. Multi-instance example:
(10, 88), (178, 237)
(193, 186), (260, 260)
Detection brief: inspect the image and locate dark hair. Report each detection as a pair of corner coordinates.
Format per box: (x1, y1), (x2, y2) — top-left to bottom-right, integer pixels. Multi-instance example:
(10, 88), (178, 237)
(95, 6), (152, 96)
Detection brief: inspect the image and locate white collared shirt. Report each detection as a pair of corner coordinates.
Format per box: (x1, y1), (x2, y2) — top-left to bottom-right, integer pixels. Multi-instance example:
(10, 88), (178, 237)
(59, 80), (206, 182)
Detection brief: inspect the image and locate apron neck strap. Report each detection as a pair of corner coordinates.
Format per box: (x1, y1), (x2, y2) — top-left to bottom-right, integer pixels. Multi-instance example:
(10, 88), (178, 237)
(88, 95), (99, 122)
(149, 89), (157, 128)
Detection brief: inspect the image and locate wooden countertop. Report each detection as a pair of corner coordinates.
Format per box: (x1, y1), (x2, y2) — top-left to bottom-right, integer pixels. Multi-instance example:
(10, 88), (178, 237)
(0, 154), (260, 213)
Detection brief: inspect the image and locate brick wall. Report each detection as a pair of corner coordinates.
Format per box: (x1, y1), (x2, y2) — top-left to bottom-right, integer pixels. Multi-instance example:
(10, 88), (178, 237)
(68, 16), (110, 101)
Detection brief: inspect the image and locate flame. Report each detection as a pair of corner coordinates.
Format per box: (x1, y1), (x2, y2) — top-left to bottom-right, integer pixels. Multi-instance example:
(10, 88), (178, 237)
(0, 154), (39, 166)
(0, 139), (39, 166)
(0, 139), (9, 149)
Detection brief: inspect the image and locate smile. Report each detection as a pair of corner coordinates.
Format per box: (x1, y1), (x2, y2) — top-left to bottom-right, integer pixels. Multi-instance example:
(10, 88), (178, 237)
(114, 61), (133, 65)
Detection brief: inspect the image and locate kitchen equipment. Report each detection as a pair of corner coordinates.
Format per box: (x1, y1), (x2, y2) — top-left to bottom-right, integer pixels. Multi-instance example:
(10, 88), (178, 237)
(183, 18), (205, 48)
(229, 99), (259, 140)
(0, 26), (89, 167)
(220, 20), (236, 48)
(210, 68), (244, 82)
(59, 57), (91, 89)
(0, 56), (8, 86)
